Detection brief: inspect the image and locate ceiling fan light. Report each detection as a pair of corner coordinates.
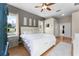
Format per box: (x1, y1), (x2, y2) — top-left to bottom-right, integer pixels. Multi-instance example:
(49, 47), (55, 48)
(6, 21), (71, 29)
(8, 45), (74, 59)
(42, 5), (47, 9)
(61, 14), (64, 16)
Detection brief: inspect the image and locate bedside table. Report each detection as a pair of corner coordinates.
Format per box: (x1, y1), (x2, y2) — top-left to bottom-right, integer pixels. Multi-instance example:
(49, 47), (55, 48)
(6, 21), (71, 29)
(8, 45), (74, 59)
(8, 36), (19, 48)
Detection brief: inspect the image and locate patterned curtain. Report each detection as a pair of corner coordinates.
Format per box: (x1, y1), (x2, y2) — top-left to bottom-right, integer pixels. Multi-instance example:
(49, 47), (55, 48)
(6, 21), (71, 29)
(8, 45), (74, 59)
(0, 3), (8, 55)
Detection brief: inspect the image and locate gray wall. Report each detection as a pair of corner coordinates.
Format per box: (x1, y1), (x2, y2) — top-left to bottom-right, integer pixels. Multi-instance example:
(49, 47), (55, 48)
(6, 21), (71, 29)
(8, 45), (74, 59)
(8, 4), (45, 35)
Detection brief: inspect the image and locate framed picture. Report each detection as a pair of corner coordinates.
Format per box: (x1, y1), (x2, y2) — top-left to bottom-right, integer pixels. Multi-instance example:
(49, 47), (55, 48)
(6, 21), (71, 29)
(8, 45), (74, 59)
(46, 24), (49, 27)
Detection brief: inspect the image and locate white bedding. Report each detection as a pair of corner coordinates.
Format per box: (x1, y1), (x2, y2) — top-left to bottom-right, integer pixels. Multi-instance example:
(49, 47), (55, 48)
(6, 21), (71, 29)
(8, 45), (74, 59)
(21, 33), (56, 56)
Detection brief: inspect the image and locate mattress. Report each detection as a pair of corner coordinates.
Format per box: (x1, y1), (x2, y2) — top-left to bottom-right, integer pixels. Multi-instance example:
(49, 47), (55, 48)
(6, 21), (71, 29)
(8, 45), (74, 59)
(21, 33), (56, 56)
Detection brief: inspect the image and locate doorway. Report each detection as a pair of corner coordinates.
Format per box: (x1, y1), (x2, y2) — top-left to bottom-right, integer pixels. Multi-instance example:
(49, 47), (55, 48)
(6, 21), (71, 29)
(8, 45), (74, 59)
(60, 23), (71, 37)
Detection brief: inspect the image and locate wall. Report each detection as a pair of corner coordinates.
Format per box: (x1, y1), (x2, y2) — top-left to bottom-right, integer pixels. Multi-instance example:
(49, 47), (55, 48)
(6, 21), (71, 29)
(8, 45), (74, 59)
(72, 11), (79, 39)
(8, 4), (45, 35)
(58, 16), (72, 37)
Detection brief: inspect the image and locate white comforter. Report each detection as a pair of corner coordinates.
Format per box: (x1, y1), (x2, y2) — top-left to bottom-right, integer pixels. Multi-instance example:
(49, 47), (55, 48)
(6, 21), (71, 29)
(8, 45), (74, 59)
(21, 33), (56, 56)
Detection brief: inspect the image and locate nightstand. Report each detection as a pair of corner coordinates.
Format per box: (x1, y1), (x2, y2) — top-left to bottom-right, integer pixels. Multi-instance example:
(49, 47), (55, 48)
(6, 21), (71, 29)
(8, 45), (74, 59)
(8, 36), (19, 48)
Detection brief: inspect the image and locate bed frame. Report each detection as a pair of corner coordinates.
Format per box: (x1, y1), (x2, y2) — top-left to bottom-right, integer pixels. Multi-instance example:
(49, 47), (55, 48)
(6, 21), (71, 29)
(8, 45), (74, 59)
(21, 27), (56, 56)
(21, 27), (39, 34)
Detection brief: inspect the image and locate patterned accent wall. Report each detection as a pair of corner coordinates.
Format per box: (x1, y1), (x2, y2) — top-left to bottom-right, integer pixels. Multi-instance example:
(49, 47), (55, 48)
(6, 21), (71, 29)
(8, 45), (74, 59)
(44, 18), (55, 34)
(0, 3), (8, 55)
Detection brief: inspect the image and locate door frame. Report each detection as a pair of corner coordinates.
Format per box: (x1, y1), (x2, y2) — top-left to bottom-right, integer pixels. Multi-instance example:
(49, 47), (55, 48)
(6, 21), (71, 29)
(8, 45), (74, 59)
(60, 23), (71, 37)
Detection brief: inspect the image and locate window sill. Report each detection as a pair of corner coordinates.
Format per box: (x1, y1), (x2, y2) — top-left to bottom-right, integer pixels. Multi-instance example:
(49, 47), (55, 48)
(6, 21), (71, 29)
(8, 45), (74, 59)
(8, 35), (18, 38)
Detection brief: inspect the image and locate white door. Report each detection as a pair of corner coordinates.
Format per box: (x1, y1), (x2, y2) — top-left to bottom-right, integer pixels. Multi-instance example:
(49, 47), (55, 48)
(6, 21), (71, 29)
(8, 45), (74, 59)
(60, 23), (71, 37)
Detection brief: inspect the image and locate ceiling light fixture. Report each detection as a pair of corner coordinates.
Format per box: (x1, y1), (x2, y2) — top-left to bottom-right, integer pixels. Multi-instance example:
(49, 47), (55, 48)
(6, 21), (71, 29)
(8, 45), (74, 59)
(61, 14), (64, 16)
(35, 3), (55, 12)
(42, 5), (47, 9)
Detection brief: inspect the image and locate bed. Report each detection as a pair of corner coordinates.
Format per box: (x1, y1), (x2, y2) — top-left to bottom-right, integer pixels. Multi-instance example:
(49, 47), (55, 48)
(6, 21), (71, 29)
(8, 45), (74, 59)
(20, 27), (56, 56)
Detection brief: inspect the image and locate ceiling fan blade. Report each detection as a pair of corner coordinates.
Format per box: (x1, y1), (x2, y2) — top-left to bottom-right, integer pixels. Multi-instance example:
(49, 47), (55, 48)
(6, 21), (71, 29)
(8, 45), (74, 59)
(47, 7), (51, 11)
(35, 6), (41, 8)
(42, 3), (45, 6)
(47, 3), (55, 6)
(41, 9), (43, 12)
(44, 3), (48, 6)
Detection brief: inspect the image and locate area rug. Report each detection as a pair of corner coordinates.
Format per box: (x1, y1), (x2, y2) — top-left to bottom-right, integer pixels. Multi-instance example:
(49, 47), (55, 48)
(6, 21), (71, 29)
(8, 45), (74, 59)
(47, 42), (72, 56)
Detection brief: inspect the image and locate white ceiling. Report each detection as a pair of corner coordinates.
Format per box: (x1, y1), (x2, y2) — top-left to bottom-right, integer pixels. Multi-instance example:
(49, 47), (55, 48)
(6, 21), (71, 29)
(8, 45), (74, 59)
(8, 3), (79, 18)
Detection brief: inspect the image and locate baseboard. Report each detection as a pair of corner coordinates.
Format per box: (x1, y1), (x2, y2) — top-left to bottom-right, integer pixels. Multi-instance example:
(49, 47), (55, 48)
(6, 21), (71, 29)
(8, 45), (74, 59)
(56, 36), (72, 39)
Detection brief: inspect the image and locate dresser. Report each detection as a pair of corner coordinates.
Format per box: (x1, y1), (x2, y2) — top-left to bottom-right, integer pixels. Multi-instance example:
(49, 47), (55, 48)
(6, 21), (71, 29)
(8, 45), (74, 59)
(8, 36), (19, 48)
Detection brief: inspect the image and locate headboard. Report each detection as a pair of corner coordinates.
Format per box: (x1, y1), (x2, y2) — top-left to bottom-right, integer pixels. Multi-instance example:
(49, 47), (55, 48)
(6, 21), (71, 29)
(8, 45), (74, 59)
(21, 27), (39, 34)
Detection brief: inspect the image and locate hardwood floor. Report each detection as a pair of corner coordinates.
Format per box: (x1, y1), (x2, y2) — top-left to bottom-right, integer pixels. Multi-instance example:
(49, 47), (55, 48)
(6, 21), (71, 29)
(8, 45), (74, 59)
(8, 44), (30, 56)
(8, 36), (72, 56)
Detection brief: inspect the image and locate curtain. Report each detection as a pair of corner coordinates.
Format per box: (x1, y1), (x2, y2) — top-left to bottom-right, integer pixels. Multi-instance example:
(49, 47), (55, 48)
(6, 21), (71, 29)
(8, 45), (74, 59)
(0, 3), (8, 56)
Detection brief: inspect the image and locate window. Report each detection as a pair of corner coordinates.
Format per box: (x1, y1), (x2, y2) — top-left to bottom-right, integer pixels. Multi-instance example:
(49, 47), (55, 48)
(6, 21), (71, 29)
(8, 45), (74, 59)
(7, 15), (16, 36)
(33, 19), (36, 26)
(29, 18), (32, 26)
(23, 17), (27, 25)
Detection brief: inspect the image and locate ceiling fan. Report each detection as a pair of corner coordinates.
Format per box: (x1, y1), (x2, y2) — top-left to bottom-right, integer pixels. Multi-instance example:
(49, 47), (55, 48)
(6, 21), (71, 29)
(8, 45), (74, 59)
(35, 3), (55, 12)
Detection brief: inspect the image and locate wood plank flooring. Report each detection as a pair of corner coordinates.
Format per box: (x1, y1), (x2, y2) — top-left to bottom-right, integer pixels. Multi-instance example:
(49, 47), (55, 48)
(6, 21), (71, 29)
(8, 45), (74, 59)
(8, 43), (30, 56)
(8, 36), (72, 56)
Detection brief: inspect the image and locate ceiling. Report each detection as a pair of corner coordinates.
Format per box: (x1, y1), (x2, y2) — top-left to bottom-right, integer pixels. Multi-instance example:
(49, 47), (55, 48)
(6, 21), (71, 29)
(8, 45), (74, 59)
(8, 3), (79, 18)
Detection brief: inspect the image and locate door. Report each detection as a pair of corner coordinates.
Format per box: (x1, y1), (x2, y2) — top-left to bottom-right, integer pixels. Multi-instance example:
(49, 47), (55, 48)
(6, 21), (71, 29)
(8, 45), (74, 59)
(60, 23), (71, 37)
